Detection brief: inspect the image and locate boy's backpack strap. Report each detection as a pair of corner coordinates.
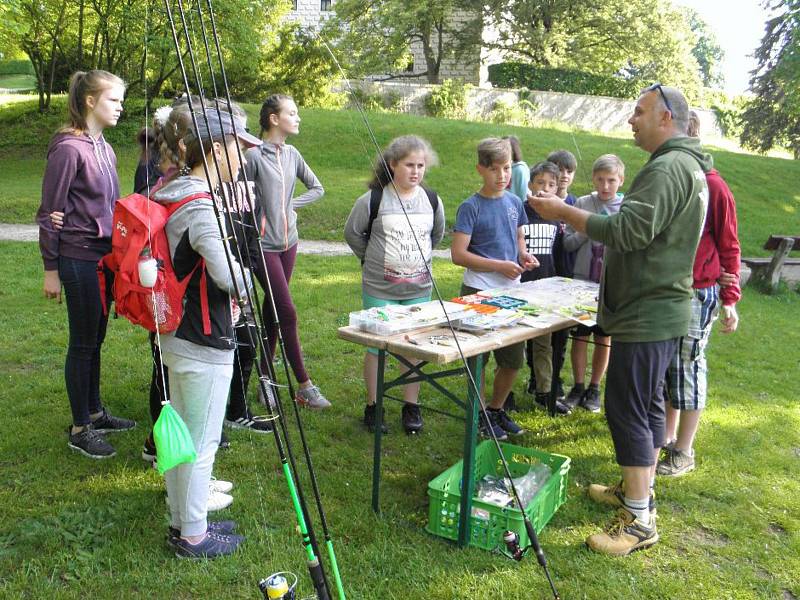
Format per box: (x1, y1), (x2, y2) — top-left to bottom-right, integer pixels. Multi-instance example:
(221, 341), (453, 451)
(164, 191), (213, 216)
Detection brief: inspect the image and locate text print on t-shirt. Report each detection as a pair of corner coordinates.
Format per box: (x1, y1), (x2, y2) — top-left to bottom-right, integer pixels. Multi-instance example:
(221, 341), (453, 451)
(383, 213), (432, 284)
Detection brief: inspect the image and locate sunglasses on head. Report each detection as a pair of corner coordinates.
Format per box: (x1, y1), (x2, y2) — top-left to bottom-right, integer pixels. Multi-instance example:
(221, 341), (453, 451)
(643, 82), (673, 115)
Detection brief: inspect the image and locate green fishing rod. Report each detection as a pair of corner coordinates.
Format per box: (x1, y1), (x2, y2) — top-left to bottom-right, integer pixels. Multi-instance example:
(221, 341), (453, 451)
(198, 2), (347, 596)
(163, 1), (334, 597)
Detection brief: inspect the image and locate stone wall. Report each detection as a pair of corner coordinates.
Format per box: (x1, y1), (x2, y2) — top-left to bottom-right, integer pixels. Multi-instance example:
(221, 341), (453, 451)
(286, 0), (335, 30)
(343, 80), (724, 139)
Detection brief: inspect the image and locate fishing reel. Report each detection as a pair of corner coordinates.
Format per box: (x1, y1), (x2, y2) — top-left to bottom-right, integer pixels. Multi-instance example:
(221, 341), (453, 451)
(502, 530), (530, 562)
(258, 572), (297, 600)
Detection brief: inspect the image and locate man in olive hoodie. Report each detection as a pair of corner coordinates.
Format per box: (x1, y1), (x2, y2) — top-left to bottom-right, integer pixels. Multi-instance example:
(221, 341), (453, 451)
(531, 84), (712, 556)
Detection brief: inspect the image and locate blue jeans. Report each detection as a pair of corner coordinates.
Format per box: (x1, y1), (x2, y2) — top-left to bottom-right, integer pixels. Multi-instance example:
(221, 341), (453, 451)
(59, 256), (113, 426)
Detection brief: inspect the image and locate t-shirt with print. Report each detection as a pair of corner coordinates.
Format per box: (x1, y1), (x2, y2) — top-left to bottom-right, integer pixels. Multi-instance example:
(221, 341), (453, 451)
(520, 201), (559, 282)
(344, 186), (446, 299)
(454, 191), (528, 290)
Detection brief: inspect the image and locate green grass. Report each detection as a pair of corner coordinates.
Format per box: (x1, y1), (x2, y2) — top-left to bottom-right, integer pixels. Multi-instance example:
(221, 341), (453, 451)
(0, 74), (36, 91)
(0, 241), (798, 599)
(1, 98), (798, 256)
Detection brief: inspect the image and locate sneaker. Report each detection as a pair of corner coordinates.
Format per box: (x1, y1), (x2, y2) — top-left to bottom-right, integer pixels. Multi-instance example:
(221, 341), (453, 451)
(533, 392), (571, 415)
(588, 481), (657, 516)
(90, 408), (136, 433)
(219, 430), (230, 450)
(656, 446), (695, 476)
(580, 386), (602, 413)
(207, 490), (233, 512)
(67, 425), (116, 459)
(168, 520), (237, 540)
(479, 413), (508, 441)
(363, 404), (388, 434)
(173, 530), (243, 559)
(504, 391), (517, 412)
(142, 434), (157, 463)
(401, 403), (423, 434)
(296, 385), (331, 410)
(487, 408), (525, 436)
(258, 382), (277, 409)
(224, 412), (273, 434)
(209, 477), (234, 494)
(564, 384), (585, 410)
(586, 508), (659, 556)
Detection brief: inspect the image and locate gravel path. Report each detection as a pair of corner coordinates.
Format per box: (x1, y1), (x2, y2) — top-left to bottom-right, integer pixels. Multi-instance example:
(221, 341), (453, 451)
(0, 223), (451, 258)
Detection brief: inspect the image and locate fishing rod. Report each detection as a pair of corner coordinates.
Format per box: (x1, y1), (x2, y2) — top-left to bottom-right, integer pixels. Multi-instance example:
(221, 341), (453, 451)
(163, 1), (337, 597)
(316, 36), (560, 599)
(197, 2), (346, 596)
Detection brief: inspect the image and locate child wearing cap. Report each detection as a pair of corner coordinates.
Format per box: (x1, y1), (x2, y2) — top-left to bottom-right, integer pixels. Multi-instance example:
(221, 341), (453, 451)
(151, 108), (259, 559)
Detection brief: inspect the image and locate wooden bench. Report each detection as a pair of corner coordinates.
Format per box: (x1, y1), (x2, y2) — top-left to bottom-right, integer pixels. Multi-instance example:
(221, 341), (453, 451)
(742, 235), (800, 292)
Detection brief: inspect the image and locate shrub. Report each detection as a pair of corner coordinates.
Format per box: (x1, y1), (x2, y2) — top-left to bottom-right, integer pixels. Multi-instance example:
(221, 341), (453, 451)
(710, 95), (746, 139)
(0, 59), (35, 76)
(424, 79), (468, 119)
(488, 63), (639, 99)
(488, 97), (538, 126)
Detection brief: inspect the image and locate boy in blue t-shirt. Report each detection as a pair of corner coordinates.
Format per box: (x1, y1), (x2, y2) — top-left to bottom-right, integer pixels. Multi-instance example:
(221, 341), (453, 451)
(452, 137), (538, 440)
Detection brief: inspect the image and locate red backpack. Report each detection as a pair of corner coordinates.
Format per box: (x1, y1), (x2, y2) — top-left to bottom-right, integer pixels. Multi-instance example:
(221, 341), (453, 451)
(98, 192), (212, 335)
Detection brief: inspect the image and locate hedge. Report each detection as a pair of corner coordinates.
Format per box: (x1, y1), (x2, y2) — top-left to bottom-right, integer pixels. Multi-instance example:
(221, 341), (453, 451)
(0, 60), (35, 76)
(488, 63), (639, 99)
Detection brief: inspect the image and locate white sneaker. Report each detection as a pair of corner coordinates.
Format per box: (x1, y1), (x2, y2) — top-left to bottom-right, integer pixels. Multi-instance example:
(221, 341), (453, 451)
(209, 477), (233, 494)
(207, 490), (233, 512)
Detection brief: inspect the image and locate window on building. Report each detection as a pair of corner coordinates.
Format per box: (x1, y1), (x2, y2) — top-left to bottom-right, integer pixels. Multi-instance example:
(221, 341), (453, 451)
(320, 0), (332, 11)
(405, 59), (415, 73)
(292, 0), (297, 8)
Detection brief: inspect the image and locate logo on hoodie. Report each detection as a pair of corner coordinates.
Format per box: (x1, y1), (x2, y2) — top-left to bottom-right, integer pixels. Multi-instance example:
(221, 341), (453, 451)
(116, 221), (128, 238)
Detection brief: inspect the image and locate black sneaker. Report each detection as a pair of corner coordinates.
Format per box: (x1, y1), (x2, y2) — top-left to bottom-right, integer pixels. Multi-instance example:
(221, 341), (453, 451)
(580, 386), (602, 413)
(487, 408), (525, 436)
(504, 391), (517, 412)
(219, 430), (231, 450)
(90, 408), (136, 433)
(401, 403), (423, 434)
(533, 392), (571, 415)
(224, 411), (273, 434)
(173, 531), (243, 559)
(168, 520), (237, 540)
(564, 384), (585, 410)
(364, 404), (388, 434)
(68, 425), (116, 459)
(142, 433), (157, 463)
(479, 413), (508, 441)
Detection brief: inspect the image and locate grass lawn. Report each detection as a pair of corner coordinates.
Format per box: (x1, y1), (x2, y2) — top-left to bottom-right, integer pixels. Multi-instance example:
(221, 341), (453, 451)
(0, 74), (36, 91)
(0, 242), (798, 599)
(1, 98), (798, 256)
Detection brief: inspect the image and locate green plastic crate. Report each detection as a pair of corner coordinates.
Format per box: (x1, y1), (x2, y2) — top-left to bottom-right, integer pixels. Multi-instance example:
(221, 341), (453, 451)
(426, 441), (570, 551)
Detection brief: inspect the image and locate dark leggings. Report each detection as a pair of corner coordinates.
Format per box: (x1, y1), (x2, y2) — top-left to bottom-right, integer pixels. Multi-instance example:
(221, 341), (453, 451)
(256, 245), (309, 384)
(227, 321), (258, 420)
(148, 333), (169, 424)
(59, 256), (112, 426)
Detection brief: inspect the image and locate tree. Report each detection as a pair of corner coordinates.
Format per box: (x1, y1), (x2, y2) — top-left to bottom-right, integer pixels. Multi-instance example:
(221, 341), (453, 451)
(740, 0), (800, 158)
(683, 7), (725, 88)
(478, 0), (703, 101)
(323, 0), (482, 84)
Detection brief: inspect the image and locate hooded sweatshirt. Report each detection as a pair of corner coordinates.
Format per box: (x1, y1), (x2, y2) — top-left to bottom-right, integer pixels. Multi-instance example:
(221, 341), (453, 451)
(37, 132), (120, 270)
(693, 169), (741, 305)
(244, 142), (324, 252)
(564, 192), (624, 281)
(151, 176), (252, 364)
(585, 136), (713, 342)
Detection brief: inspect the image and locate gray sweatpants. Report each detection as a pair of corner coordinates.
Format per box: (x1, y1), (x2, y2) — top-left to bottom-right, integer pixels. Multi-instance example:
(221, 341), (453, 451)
(162, 350), (233, 537)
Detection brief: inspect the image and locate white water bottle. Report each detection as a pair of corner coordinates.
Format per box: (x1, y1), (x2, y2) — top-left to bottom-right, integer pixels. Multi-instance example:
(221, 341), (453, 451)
(138, 247), (158, 288)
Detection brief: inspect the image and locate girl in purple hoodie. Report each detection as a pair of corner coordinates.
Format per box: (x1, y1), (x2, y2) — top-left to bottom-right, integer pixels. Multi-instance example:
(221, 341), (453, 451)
(37, 70), (136, 459)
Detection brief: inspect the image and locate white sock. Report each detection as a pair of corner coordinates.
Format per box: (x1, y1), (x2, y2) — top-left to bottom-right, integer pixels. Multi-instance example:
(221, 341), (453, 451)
(623, 495), (650, 523)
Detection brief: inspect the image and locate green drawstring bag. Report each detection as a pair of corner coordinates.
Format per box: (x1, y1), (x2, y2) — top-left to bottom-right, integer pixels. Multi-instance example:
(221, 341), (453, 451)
(153, 403), (196, 474)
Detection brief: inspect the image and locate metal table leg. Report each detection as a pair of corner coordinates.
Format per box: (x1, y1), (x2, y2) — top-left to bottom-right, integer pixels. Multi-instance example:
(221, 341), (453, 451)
(458, 354), (483, 547)
(371, 349), (386, 514)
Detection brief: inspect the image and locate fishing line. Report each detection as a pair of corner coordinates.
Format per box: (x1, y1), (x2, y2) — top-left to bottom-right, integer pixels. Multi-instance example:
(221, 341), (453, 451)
(317, 35), (560, 599)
